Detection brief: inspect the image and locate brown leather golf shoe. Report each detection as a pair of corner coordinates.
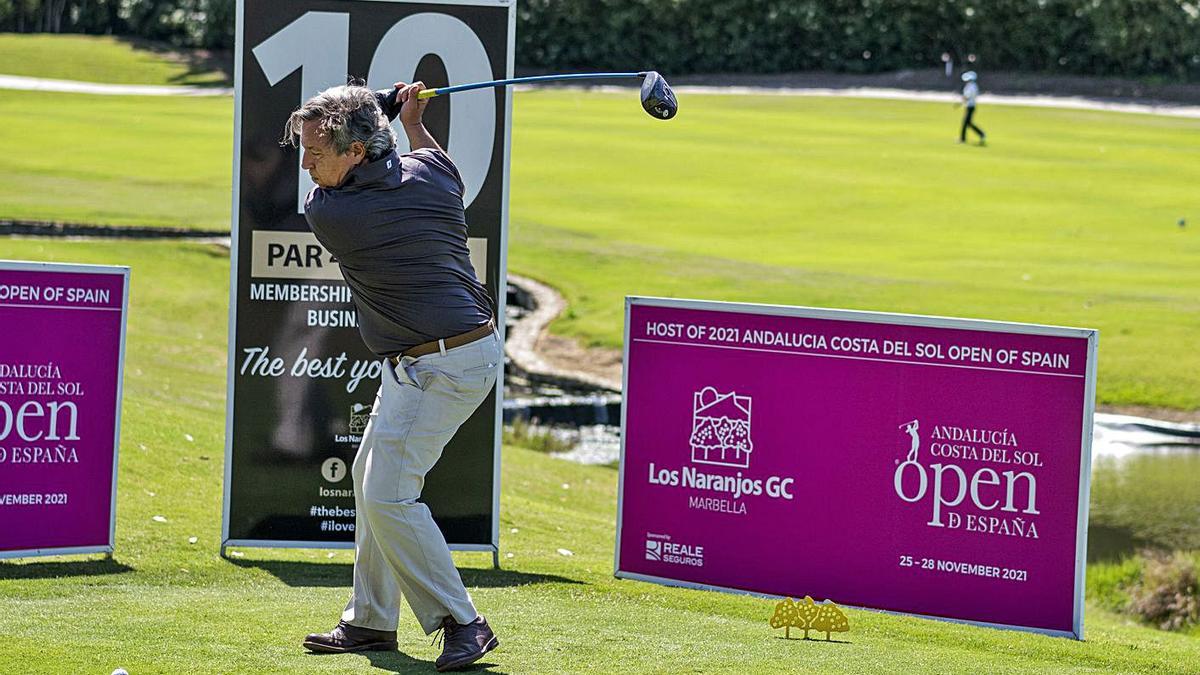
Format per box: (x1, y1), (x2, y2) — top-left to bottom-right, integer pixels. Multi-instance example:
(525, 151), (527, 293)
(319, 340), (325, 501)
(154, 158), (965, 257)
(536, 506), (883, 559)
(303, 620), (397, 653)
(434, 615), (499, 672)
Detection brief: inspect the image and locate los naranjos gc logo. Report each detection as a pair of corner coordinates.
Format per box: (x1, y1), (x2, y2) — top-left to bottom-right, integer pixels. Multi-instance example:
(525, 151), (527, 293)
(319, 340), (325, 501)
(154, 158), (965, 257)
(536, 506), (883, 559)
(647, 386), (795, 515)
(348, 402), (370, 434)
(689, 386), (753, 467)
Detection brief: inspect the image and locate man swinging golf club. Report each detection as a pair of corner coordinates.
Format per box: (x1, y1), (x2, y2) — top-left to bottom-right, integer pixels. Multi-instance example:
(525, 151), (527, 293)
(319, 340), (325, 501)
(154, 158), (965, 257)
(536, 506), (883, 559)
(286, 80), (500, 671)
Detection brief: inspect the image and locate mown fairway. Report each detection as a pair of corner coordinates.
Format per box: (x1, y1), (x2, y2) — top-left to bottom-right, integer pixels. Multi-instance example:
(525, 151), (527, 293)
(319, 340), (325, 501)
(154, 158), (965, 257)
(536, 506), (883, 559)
(507, 90), (1200, 410)
(2, 238), (1199, 673)
(1, 84), (1198, 410)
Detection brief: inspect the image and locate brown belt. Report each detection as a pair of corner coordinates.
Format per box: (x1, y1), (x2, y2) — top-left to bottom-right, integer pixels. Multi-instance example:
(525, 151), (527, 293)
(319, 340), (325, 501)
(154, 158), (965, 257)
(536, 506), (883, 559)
(390, 320), (495, 364)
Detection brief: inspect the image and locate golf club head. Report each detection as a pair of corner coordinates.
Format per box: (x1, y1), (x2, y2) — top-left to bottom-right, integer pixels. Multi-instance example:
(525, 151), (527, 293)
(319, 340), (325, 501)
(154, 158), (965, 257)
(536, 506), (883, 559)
(640, 71), (678, 120)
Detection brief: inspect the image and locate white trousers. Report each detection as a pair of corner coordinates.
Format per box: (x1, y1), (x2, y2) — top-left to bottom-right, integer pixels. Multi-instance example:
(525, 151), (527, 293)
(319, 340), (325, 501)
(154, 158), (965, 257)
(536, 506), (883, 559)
(341, 332), (501, 634)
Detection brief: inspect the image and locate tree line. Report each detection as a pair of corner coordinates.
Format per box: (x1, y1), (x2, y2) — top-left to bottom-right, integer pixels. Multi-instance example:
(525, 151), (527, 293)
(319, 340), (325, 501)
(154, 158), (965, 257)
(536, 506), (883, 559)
(0, 0), (234, 49)
(2, 1), (1198, 81)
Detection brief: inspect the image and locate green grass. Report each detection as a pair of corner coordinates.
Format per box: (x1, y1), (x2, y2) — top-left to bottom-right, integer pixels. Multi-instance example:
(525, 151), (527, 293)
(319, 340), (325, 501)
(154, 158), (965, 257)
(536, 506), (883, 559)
(0, 33), (229, 86)
(1, 85), (1199, 408)
(507, 91), (1200, 410)
(0, 90), (232, 229)
(1, 238), (1199, 673)
(1088, 556), (1142, 614)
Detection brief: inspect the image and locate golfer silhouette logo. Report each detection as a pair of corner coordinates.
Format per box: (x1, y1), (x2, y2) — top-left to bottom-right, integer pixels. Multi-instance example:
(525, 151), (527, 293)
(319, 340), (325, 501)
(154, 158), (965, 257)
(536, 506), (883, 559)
(900, 419), (920, 462)
(689, 386), (753, 468)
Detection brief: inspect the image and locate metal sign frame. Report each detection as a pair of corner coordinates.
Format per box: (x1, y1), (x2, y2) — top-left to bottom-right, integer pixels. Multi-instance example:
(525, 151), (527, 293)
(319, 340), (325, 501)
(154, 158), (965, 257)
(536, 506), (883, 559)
(615, 296), (1097, 639)
(222, 0), (514, 563)
(0, 260), (130, 560)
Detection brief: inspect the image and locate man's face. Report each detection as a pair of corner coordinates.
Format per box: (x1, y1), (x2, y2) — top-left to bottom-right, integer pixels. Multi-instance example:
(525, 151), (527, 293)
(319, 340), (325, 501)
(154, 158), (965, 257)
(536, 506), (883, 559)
(300, 120), (364, 189)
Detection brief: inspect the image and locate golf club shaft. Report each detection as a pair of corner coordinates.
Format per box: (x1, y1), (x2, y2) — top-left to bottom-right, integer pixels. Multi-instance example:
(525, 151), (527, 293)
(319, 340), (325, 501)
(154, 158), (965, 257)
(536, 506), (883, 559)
(415, 72), (647, 99)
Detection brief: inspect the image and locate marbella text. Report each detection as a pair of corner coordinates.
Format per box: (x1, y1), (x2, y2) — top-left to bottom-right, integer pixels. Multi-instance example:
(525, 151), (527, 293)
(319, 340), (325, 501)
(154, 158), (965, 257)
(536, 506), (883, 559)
(644, 321), (1072, 370)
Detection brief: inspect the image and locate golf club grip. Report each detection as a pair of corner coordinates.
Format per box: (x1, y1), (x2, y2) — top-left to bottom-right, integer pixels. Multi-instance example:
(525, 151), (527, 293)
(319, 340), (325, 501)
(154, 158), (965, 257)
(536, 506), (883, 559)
(377, 86), (438, 118)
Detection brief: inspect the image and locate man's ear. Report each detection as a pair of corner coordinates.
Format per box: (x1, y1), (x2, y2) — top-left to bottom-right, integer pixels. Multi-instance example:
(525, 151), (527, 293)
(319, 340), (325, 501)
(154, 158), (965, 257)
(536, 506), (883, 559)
(350, 141), (366, 161)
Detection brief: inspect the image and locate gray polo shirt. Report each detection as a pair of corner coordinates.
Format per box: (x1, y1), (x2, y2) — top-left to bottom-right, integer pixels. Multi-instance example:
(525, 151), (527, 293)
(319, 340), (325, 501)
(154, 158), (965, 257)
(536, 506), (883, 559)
(303, 147), (493, 357)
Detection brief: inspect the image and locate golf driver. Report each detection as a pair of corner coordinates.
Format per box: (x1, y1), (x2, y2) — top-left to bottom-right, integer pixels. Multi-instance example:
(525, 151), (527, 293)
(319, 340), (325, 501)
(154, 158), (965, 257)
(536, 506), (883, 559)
(385, 71), (678, 120)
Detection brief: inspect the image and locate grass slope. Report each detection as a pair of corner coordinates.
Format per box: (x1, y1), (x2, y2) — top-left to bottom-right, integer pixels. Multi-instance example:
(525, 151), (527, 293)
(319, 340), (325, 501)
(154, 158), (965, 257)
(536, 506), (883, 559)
(0, 91), (232, 229)
(0, 33), (228, 86)
(0, 238), (1197, 673)
(0, 84), (1198, 407)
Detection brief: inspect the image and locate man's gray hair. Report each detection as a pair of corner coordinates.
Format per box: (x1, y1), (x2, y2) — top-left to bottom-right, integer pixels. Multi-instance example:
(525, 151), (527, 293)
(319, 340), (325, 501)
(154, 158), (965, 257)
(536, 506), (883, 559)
(283, 85), (396, 160)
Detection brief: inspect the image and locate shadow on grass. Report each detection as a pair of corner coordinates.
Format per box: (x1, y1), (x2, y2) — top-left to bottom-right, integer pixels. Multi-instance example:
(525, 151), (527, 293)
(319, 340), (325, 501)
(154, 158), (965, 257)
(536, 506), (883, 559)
(774, 635), (852, 644)
(301, 651), (434, 674)
(228, 558), (585, 590)
(116, 36), (233, 86)
(460, 566), (585, 589)
(353, 651), (505, 674)
(0, 556), (134, 580)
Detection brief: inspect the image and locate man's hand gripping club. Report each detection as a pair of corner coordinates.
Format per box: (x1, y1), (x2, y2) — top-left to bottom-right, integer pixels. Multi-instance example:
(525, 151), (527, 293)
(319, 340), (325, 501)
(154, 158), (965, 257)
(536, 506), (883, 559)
(391, 81), (442, 153)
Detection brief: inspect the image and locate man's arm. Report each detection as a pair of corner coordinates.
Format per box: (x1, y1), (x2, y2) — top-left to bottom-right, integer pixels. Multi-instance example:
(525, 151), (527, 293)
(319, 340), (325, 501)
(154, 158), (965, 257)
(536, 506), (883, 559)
(403, 121), (441, 153)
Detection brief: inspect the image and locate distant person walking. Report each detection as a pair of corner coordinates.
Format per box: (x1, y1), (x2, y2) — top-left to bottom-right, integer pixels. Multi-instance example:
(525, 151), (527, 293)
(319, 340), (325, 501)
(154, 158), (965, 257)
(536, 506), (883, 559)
(959, 71), (986, 145)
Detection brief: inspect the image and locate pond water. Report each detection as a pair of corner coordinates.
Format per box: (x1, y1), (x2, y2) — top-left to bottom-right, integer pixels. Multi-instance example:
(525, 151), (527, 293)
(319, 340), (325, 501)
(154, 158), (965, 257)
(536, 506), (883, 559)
(1089, 416), (1200, 560)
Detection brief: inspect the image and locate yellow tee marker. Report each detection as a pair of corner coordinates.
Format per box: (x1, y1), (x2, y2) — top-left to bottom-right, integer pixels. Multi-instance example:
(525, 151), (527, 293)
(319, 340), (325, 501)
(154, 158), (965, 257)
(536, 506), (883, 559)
(770, 596), (850, 640)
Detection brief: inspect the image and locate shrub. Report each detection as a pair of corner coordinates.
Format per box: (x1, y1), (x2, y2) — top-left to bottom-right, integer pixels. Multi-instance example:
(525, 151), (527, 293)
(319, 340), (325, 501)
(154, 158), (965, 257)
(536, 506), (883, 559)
(1126, 550), (1200, 631)
(503, 417), (576, 455)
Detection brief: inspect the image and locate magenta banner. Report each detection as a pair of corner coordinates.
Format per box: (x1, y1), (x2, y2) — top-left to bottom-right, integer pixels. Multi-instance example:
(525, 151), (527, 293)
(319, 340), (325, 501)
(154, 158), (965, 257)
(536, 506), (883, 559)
(616, 297), (1097, 638)
(0, 261), (129, 558)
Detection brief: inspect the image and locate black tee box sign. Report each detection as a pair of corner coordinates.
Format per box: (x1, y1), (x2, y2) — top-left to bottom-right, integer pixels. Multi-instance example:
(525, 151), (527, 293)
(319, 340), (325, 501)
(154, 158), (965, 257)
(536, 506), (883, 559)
(222, 0), (513, 554)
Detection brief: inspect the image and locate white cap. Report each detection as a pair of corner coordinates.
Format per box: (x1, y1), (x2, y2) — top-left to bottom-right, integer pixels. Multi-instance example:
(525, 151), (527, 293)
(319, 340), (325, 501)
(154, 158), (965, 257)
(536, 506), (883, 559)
(961, 70), (977, 82)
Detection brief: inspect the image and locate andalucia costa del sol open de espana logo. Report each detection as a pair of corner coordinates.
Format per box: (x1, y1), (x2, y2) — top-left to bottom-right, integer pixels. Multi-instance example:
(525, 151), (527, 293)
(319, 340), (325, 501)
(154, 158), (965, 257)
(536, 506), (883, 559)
(893, 418), (1043, 539)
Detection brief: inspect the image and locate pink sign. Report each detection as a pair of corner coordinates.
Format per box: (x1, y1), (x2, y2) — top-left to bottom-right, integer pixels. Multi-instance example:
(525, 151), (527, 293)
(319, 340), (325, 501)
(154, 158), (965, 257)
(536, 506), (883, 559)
(0, 261), (129, 558)
(616, 298), (1096, 638)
